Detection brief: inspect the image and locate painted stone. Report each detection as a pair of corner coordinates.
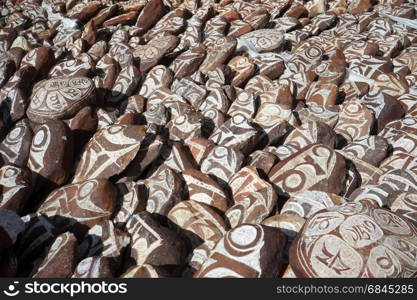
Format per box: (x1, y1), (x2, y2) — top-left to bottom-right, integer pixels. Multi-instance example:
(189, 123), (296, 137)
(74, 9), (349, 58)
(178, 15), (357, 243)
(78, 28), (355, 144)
(194, 224), (286, 278)
(27, 77), (95, 124)
(133, 35), (179, 73)
(145, 166), (183, 216)
(27, 120), (73, 190)
(183, 169), (230, 212)
(73, 125), (147, 183)
(290, 201), (417, 278)
(281, 190), (346, 219)
(126, 212), (186, 266)
(268, 144), (346, 197)
(0, 165), (31, 213)
(37, 179), (117, 236)
(342, 136), (389, 167)
(201, 145), (244, 185)
(0, 119), (33, 167)
(32, 232), (78, 278)
(240, 29), (284, 53)
(334, 100), (375, 142)
(167, 200), (228, 248)
(76, 220), (130, 269)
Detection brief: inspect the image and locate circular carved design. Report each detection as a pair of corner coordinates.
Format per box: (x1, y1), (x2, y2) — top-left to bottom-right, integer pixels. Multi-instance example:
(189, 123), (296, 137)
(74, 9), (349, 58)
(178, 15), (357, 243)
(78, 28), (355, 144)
(27, 76), (95, 124)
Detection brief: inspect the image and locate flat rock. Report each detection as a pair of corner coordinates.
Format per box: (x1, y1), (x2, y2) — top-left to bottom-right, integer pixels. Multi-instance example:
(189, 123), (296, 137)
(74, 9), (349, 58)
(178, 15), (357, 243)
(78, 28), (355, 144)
(290, 201), (417, 277)
(239, 29), (284, 53)
(27, 77), (95, 124)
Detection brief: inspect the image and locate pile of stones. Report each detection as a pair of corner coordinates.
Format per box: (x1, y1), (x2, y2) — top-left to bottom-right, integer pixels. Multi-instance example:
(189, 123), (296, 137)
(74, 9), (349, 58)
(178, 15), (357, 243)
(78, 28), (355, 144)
(0, 0), (417, 278)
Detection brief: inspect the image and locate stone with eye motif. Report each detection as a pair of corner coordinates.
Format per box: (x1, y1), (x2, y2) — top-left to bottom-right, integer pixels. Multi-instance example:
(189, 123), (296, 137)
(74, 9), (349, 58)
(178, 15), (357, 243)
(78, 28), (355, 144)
(73, 125), (147, 182)
(194, 224), (286, 278)
(290, 201), (417, 278)
(0, 165), (31, 213)
(27, 77), (95, 124)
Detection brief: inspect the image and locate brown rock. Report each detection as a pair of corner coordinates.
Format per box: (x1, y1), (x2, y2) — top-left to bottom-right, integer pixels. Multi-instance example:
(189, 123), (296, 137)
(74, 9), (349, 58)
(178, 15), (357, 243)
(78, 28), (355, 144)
(145, 166), (182, 216)
(268, 144), (346, 196)
(334, 100), (375, 142)
(73, 125), (146, 182)
(201, 145), (244, 184)
(133, 35), (179, 73)
(135, 0), (165, 33)
(0, 119), (33, 167)
(183, 169), (230, 212)
(77, 220), (130, 269)
(290, 201), (417, 277)
(0, 165), (31, 213)
(170, 45), (206, 80)
(27, 77), (95, 124)
(168, 200), (228, 248)
(126, 212), (186, 266)
(362, 91), (405, 133)
(195, 224), (286, 278)
(27, 120), (73, 191)
(281, 190), (346, 219)
(32, 232), (78, 278)
(37, 179), (117, 236)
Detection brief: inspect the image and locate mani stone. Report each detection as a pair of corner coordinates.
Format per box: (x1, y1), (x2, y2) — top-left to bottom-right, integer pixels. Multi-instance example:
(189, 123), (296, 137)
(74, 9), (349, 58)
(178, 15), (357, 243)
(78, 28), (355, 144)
(182, 168), (230, 212)
(27, 120), (73, 190)
(27, 77), (95, 124)
(389, 192), (417, 225)
(145, 166), (183, 216)
(133, 34), (180, 73)
(362, 91), (405, 133)
(37, 179), (117, 237)
(167, 200), (228, 248)
(0, 164), (31, 213)
(280, 190), (346, 219)
(208, 114), (258, 154)
(73, 125), (147, 183)
(201, 145), (244, 185)
(76, 220), (130, 270)
(114, 181), (147, 226)
(225, 188), (278, 228)
(126, 212), (187, 266)
(290, 201), (417, 278)
(342, 136), (389, 167)
(32, 232), (78, 278)
(239, 29), (285, 53)
(0, 119), (33, 167)
(334, 100), (375, 142)
(262, 214), (306, 241)
(72, 256), (114, 278)
(268, 144), (346, 197)
(194, 224), (287, 278)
